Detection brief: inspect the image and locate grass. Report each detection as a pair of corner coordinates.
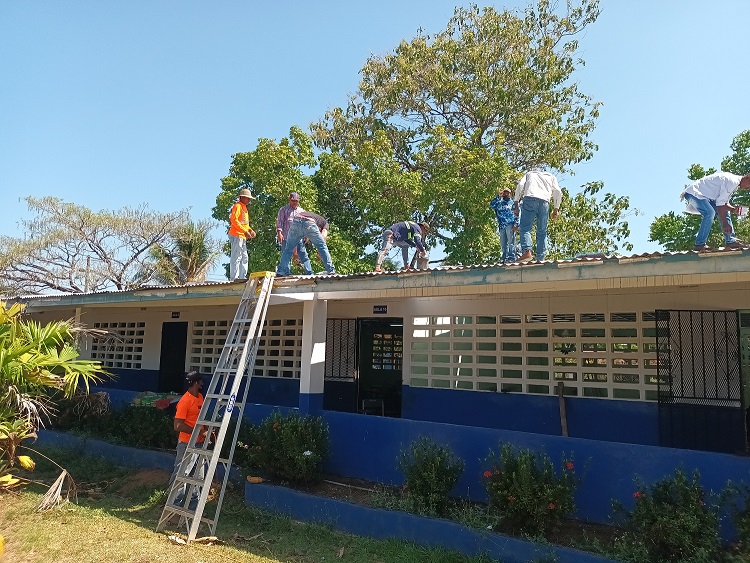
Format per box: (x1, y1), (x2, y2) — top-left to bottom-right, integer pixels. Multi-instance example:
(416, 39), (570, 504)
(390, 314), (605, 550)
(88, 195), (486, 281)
(0, 446), (496, 563)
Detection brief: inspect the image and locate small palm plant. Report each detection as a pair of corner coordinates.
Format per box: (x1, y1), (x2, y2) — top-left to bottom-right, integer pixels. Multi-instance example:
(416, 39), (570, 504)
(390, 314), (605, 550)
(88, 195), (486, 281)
(147, 219), (222, 285)
(0, 300), (107, 503)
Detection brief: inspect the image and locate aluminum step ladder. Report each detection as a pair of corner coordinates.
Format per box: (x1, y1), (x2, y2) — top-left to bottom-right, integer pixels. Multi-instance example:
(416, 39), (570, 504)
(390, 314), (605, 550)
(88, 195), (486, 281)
(155, 271), (275, 541)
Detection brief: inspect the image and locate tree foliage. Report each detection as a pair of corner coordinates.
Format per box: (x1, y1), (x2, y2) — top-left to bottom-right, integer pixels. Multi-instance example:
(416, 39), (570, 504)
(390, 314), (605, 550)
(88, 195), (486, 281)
(0, 197), (188, 296)
(547, 182), (638, 259)
(649, 130), (750, 252)
(306, 0), (635, 266)
(145, 220), (222, 285)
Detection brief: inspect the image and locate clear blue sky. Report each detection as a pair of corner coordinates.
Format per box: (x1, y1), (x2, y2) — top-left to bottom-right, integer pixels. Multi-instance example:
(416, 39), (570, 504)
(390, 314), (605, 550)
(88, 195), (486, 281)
(2, 0), (749, 277)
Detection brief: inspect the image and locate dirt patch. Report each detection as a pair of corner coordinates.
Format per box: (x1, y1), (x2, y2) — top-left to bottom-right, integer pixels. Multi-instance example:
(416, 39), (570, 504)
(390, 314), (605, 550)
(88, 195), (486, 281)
(118, 469), (170, 496)
(292, 475), (378, 506)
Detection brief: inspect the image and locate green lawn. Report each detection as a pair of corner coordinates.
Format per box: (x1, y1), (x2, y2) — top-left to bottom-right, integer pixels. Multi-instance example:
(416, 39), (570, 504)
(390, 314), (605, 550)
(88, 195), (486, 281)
(0, 446), (495, 563)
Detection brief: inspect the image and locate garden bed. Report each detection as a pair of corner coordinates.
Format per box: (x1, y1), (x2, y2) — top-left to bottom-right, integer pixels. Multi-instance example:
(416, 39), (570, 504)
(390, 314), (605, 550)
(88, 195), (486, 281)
(245, 478), (618, 563)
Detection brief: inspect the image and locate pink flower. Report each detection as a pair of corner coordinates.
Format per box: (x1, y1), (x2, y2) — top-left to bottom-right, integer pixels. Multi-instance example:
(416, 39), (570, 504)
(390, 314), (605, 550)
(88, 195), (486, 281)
(273, 422), (279, 429)
(565, 461), (574, 471)
(548, 503), (556, 510)
(633, 491), (642, 499)
(483, 470), (492, 478)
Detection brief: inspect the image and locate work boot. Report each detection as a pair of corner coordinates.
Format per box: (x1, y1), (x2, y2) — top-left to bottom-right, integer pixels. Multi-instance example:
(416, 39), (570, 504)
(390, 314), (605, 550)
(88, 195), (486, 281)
(693, 244), (711, 252)
(518, 250), (534, 263)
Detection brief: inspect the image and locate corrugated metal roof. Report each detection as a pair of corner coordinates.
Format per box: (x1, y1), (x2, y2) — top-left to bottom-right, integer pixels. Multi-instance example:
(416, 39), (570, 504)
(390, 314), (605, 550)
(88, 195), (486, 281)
(10, 246), (747, 301)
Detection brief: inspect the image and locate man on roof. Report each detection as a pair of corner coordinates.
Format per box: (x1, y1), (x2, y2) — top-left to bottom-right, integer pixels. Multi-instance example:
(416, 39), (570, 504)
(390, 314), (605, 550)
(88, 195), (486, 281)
(374, 220), (429, 272)
(680, 171), (750, 251)
(275, 192), (314, 275)
(276, 210), (336, 276)
(490, 186), (519, 262)
(514, 170), (562, 263)
(228, 188), (256, 281)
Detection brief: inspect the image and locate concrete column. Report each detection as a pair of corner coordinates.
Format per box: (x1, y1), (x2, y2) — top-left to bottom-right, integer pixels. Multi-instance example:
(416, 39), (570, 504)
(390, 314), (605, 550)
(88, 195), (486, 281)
(298, 297), (327, 414)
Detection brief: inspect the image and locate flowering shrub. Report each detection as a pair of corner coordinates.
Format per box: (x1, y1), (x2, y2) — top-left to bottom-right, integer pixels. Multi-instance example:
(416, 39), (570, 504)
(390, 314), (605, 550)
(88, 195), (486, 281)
(482, 444), (579, 537)
(396, 436), (465, 516)
(235, 411), (328, 484)
(610, 469), (719, 563)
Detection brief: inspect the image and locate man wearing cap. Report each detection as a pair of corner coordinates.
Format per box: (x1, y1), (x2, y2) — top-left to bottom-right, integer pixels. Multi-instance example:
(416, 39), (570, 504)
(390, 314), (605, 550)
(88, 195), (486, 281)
(228, 188), (257, 281)
(168, 371), (207, 507)
(490, 187), (520, 262)
(374, 221), (429, 272)
(514, 170), (563, 262)
(680, 171), (750, 251)
(275, 192), (314, 275)
(277, 210), (336, 276)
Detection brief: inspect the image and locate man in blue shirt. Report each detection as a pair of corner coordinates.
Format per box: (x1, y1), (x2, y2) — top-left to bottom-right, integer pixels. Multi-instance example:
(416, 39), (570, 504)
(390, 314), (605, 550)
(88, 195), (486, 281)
(374, 221), (429, 272)
(490, 187), (519, 262)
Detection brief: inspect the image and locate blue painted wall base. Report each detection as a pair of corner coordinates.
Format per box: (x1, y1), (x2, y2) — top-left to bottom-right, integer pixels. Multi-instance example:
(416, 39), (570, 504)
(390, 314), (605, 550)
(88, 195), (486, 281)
(244, 482), (617, 563)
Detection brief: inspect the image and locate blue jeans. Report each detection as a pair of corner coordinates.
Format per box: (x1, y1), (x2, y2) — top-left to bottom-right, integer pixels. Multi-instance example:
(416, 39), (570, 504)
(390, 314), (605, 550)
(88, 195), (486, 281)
(168, 440), (205, 507)
(229, 235), (248, 280)
(499, 225), (516, 262)
(277, 218), (335, 276)
(519, 196), (550, 260)
(276, 238), (312, 276)
(683, 193), (735, 246)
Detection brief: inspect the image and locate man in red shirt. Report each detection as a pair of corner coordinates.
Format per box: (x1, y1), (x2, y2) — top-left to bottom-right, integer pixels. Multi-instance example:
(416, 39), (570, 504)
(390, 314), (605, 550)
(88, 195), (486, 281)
(228, 188), (256, 281)
(167, 371), (207, 507)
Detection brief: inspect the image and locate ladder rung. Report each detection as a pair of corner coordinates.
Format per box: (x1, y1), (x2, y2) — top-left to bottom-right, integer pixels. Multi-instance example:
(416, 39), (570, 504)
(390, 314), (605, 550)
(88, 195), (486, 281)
(194, 419), (223, 427)
(185, 446), (214, 456)
(164, 505), (216, 525)
(174, 475), (206, 487)
(203, 393), (237, 400)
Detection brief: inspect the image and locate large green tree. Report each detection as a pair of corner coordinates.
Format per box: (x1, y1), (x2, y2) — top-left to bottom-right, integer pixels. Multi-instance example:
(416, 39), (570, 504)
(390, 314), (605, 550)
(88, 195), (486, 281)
(649, 130), (750, 252)
(0, 198), (188, 295)
(309, 0), (635, 265)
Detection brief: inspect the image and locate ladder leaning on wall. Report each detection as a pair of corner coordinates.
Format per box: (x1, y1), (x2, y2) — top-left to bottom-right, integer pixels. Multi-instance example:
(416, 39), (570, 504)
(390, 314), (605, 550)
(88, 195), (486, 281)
(155, 271), (275, 542)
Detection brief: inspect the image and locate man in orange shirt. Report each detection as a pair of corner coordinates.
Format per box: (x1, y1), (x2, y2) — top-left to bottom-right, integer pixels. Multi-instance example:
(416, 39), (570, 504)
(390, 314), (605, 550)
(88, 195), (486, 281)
(228, 188), (257, 281)
(168, 371), (207, 507)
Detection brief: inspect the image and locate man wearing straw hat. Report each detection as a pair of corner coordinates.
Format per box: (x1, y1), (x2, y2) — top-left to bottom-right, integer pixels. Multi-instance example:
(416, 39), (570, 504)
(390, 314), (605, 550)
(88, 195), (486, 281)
(228, 188), (256, 281)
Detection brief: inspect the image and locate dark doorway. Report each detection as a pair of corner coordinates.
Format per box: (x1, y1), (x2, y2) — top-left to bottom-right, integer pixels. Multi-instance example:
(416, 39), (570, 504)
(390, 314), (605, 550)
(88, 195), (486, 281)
(656, 310), (745, 453)
(159, 322), (188, 392)
(323, 318), (358, 412)
(358, 318), (403, 417)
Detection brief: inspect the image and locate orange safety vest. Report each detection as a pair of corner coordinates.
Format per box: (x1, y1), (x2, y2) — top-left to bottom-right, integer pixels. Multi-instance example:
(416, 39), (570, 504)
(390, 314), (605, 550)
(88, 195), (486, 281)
(228, 201), (250, 238)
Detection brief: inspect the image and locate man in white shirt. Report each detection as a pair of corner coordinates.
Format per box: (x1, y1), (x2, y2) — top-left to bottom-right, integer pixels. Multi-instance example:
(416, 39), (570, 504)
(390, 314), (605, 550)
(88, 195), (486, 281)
(680, 172), (750, 251)
(514, 170), (563, 262)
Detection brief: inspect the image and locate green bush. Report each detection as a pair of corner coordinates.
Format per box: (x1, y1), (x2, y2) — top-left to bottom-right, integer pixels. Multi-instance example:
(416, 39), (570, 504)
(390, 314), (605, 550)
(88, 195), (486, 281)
(396, 436), (464, 517)
(237, 411), (328, 484)
(52, 399), (175, 450)
(482, 443), (579, 537)
(610, 469), (720, 563)
(727, 483), (750, 556)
